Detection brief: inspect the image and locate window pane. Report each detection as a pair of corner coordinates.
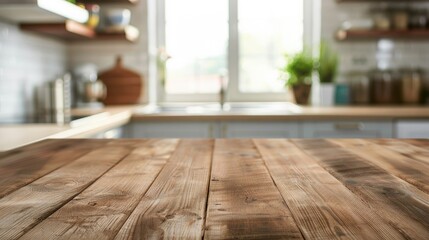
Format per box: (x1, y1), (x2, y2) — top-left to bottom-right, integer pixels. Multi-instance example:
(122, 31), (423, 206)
(165, 0), (228, 94)
(238, 0), (304, 93)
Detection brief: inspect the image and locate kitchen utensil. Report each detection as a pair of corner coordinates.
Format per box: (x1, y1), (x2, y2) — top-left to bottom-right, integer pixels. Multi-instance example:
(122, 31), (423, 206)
(74, 64), (106, 108)
(83, 80), (106, 102)
(99, 56), (143, 105)
(36, 74), (72, 124)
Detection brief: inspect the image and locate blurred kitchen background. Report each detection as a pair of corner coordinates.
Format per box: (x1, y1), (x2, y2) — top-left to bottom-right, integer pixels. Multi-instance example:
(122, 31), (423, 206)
(1, 0), (429, 143)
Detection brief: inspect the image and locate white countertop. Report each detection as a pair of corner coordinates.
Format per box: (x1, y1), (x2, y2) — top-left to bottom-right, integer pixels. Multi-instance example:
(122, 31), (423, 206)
(0, 106), (134, 151)
(2, 104), (429, 151)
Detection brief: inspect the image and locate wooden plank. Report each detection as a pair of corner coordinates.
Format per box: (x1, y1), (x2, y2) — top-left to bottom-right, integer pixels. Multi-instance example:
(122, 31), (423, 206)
(0, 139), (108, 198)
(114, 139), (213, 240)
(330, 139), (429, 194)
(254, 139), (404, 240)
(20, 20), (95, 40)
(0, 142), (132, 240)
(20, 139), (178, 240)
(204, 139), (303, 239)
(369, 139), (429, 165)
(403, 139), (429, 149)
(293, 139), (429, 239)
(0, 139), (79, 166)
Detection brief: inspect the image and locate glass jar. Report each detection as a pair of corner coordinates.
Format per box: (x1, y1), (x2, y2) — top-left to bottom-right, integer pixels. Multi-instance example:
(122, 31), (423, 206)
(372, 9), (391, 30)
(370, 69), (400, 104)
(349, 72), (370, 105)
(401, 69), (422, 104)
(392, 9), (409, 30)
(85, 4), (100, 29)
(410, 9), (428, 29)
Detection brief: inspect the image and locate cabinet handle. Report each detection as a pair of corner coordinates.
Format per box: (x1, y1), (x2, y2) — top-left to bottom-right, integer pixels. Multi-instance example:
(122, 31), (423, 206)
(334, 122), (363, 131)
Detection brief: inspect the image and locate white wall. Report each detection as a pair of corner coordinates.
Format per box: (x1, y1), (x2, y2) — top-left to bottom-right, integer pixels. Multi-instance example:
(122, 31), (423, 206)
(68, 1), (149, 103)
(0, 20), (67, 123)
(322, 0), (429, 79)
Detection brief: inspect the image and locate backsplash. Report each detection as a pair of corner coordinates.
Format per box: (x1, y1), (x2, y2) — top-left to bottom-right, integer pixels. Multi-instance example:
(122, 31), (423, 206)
(0, 20), (67, 123)
(322, 0), (429, 77)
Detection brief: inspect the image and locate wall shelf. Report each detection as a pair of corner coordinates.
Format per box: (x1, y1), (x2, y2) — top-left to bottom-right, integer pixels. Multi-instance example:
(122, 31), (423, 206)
(0, 0), (89, 24)
(336, 29), (429, 41)
(337, 0), (429, 2)
(78, 0), (139, 4)
(21, 20), (95, 40)
(20, 20), (139, 42)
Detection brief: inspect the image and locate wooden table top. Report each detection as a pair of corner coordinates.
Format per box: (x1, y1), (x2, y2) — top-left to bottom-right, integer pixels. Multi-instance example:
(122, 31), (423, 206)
(0, 139), (428, 239)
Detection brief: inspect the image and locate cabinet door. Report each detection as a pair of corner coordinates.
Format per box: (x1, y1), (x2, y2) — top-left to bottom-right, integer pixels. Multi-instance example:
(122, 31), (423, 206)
(222, 122), (300, 138)
(302, 121), (393, 138)
(128, 122), (218, 138)
(396, 120), (429, 138)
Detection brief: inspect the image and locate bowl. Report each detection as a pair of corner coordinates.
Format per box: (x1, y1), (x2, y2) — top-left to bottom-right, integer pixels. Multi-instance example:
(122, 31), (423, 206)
(105, 8), (131, 31)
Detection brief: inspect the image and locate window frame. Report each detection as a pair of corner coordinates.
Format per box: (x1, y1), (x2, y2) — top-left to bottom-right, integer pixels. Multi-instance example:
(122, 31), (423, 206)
(156, 0), (320, 103)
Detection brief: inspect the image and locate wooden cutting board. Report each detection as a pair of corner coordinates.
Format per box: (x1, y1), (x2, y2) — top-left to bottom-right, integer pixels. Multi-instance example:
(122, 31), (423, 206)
(99, 56), (143, 105)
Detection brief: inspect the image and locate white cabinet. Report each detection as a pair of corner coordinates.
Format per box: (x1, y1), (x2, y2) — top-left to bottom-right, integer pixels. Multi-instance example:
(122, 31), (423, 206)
(302, 121), (393, 138)
(396, 120), (429, 138)
(128, 122), (219, 138)
(128, 121), (299, 138)
(221, 122), (299, 138)
(128, 120), (396, 139)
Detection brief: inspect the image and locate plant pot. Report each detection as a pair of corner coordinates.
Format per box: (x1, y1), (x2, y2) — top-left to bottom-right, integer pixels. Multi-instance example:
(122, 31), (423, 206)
(319, 83), (335, 106)
(292, 83), (312, 105)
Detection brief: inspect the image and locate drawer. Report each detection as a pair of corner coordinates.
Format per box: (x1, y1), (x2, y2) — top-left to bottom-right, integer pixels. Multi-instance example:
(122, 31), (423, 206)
(396, 120), (429, 138)
(302, 121), (393, 138)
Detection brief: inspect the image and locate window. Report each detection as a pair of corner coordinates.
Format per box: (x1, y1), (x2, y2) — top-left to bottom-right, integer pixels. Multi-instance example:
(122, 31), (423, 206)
(164, 0), (228, 95)
(158, 0), (313, 102)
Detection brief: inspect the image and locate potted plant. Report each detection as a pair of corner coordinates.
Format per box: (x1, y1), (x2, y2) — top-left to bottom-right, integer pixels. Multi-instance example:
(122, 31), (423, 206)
(318, 41), (339, 106)
(280, 51), (315, 105)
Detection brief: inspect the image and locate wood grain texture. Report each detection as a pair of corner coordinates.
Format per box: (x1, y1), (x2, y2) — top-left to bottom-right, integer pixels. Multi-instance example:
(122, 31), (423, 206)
(403, 139), (429, 149)
(254, 139), (404, 240)
(0, 139), (429, 239)
(0, 143), (130, 240)
(114, 139), (213, 240)
(0, 139), (108, 198)
(330, 139), (429, 194)
(369, 139), (429, 165)
(293, 139), (429, 239)
(204, 139), (303, 239)
(20, 139), (178, 240)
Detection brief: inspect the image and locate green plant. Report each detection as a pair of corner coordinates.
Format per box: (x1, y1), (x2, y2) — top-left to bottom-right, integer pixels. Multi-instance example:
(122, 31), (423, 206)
(318, 41), (339, 83)
(280, 51), (315, 87)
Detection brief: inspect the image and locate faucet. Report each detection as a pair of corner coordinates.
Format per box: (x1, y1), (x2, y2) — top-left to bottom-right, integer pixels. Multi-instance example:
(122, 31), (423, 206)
(219, 74), (227, 110)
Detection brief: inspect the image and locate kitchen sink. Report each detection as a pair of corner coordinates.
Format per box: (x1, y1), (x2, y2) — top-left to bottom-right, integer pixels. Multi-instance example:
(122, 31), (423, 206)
(224, 102), (302, 113)
(135, 102), (302, 114)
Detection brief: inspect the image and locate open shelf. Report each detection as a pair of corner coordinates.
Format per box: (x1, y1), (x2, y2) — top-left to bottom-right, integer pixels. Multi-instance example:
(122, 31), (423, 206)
(336, 29), (429, 41)
(78, 0), (139, 4)
(21, 20), (95, 40)
(20, 20), (139, 42)
(96, 26), (140, 42)
(0, 0), (89, 24)
(337, 0), (429, 2)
